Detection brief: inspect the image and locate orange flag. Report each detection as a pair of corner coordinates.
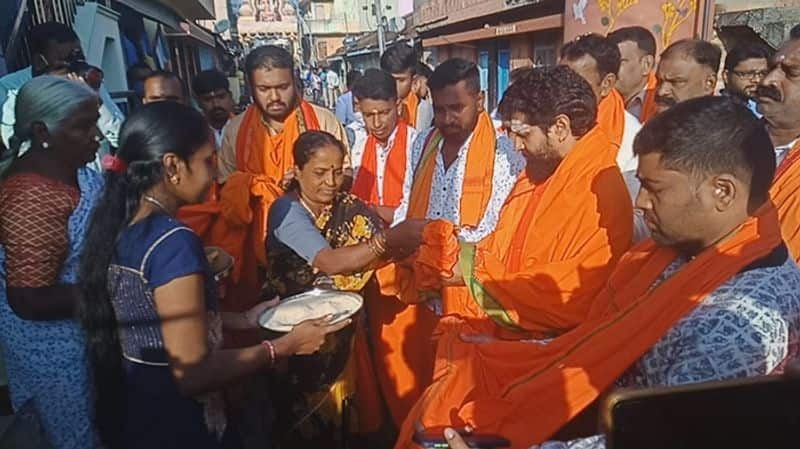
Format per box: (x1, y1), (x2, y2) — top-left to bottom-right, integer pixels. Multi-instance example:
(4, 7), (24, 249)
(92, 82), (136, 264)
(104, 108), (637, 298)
(396, 202), (783, 449)
(771, 140), (800, 260)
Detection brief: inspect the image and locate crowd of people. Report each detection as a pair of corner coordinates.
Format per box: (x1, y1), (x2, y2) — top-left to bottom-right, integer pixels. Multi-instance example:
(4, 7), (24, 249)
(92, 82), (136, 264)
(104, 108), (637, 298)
(0, 18), (799, 449)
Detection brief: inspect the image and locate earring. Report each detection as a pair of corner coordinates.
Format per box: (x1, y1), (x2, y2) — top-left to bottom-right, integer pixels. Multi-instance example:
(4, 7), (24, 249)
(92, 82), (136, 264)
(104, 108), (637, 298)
(42, 141), (49, 149)
(171, 175), (180, 185)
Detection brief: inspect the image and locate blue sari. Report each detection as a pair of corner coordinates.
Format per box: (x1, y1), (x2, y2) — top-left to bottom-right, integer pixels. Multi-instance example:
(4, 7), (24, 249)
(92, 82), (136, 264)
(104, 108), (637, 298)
(0, 168), (103, 449)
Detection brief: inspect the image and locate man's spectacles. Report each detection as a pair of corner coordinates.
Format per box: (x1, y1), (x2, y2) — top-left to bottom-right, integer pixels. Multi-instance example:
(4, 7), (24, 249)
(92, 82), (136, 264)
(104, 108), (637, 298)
(731, 70), (768, 80)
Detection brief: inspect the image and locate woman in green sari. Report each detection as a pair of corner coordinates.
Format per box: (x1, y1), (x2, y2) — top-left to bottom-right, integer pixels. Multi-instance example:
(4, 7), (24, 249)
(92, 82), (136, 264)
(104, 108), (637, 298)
(262, 130), (426, 448)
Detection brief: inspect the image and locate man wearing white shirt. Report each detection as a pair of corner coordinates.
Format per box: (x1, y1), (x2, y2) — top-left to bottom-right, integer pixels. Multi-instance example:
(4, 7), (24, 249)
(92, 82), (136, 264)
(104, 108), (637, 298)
(324, 68), (340, 109)
(192, 69), (235, 150)
(0, 22), (122, 173)
(608, 26), (657, 122)
(348, 68), (417, 223)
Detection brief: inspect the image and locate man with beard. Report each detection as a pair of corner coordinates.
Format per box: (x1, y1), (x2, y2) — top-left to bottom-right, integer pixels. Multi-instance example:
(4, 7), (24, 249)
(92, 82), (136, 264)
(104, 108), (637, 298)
(722, 42), (773, 117)
(757, 38), (800, 260)
(181, 45), (345, 323)
(607, 26), (658, 122)
(380, 59), (526, 422)
(560, 33), (647, 241)
(653, 39), (721, 114)
(394, 65), (634, 449)
(192, 69), (236, 149)
(401, 95), (800, 449)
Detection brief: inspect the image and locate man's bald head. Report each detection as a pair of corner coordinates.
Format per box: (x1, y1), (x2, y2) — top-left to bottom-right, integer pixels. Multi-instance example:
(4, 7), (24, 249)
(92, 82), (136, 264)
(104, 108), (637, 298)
(654, 39), (721, 114)
(757, 38), (800, 144)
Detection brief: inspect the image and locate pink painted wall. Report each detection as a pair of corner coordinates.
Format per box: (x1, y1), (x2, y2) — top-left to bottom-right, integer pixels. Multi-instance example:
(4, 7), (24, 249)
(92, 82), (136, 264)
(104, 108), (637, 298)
(564, 0), (708, 53)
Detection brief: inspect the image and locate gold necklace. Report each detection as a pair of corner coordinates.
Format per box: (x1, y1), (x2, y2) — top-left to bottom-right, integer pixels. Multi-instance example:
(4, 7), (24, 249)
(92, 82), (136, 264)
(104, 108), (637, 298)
(143, 195), (173, 216)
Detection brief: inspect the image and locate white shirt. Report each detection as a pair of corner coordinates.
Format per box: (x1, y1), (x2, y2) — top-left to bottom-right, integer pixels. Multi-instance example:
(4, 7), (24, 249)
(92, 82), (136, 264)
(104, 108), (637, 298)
(326, 71), (339, 89)
(393, 127), (526, 243)
(617, 110), (641, 173)
(211, 122), (228, 150)
(350, 123), (417, 205)
(626, 84), (649, 123)
(775, 138), (798, 168)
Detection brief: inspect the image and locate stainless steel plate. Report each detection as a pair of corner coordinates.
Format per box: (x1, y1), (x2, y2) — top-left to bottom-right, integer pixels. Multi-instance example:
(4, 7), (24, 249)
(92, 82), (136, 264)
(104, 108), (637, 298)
(257, 289), (363, 332)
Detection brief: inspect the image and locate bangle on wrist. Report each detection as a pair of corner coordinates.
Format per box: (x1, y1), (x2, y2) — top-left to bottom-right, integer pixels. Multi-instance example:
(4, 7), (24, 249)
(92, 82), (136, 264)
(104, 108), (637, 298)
(261, 340), (276, 366)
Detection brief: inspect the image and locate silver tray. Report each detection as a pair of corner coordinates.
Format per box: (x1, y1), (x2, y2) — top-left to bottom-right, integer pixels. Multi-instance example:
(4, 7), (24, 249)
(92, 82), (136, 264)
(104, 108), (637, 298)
(257, 288), (363, 332)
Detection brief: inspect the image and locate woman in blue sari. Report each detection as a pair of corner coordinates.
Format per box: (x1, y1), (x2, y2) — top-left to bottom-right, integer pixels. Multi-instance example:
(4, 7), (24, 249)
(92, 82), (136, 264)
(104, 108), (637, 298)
(0, 76), (104, 448)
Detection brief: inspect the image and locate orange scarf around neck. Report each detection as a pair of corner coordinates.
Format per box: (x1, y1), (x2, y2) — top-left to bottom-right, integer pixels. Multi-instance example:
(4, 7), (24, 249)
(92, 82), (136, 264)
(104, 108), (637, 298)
(406, 111), (496, 227)
(397, 203), (783, 449)
(597, 88), (626, 149)
(770, 139), (800, 260)
(351, 121), (409, 207)
(402, 92), (419, 127)
(235, 100), (320, 180)
(639, 72), (659, 123)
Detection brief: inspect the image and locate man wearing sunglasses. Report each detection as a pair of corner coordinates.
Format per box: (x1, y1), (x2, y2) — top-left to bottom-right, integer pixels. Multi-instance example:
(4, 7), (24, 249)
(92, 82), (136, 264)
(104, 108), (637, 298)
(0, 22), (122, 171)
(722, 42), (773, 118)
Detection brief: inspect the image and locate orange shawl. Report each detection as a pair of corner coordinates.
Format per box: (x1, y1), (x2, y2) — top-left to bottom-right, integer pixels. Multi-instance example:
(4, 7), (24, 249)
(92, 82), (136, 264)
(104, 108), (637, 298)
(396, 203), (783, 449)
(351, 121), (409, 207)
(192, 103), (318, 316)
(414, 127), (632, 332)
(367, 112), (501, 424)
(770, 140), (800, 261)
(407, 111), (497, 227)
(597, 89), (626, 149)
(402, 92), (419, 127)
(639, 72), (659, 123)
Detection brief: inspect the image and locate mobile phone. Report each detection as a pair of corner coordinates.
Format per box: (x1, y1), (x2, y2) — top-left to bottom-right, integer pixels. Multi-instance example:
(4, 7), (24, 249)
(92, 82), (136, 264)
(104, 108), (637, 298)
(602, 374), (800, 449)
(412, 427), (510, 449)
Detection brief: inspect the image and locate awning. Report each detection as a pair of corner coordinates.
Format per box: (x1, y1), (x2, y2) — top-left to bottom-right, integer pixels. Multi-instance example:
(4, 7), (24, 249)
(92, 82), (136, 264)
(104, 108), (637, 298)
(114, 0), (181, 29)
(164, 20), (217, 48)
(422, 13), (562, 47)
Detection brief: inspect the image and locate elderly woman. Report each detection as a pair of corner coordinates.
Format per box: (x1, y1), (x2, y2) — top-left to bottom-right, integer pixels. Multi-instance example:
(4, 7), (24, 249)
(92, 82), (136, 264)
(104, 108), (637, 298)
(0, 76), (103, 448)
(263, 130), (427, 448)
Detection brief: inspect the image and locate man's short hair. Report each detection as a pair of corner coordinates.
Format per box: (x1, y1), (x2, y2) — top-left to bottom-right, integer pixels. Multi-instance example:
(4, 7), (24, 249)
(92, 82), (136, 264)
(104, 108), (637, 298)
(28, 22), (78, 56)
(416, 62), (433, 79)
(352, 69), (397, 102)
(428, 58), (480, 94)
(634, 95), (774, 203)
(561, 33), (621, 78)
(498, 65), (597, 138)
(145, 70), (183, 85)
(724, 42), (774, 72)
(607, 26), (657, 57)
(346, 69), (362, 89)
(192, 69), (229, 96)
(791, 24), (800, 40)
(244, 45), (295, 79)
(380, 44), (417, 75)
(661, 39), (723, 73)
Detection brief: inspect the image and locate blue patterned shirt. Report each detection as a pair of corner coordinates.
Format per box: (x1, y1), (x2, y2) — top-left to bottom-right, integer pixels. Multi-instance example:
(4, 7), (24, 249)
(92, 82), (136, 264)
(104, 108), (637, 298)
(536, 250), (800, 449)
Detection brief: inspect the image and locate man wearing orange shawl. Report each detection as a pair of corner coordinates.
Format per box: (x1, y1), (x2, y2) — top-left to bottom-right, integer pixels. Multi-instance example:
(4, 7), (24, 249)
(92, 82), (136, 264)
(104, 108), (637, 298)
(371, 58), (525, 427)
(381, 43), (423, 128)
(398, 96), (800, 449)
(349, 68), (417, 222)
(346, 67), (423, 426)
(607, 26), (657, 123)
(178, 45), (346, 317)
(560, 34), (645, 242)
(759, 38), (800, 261)
(416, 65), (633, 340)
